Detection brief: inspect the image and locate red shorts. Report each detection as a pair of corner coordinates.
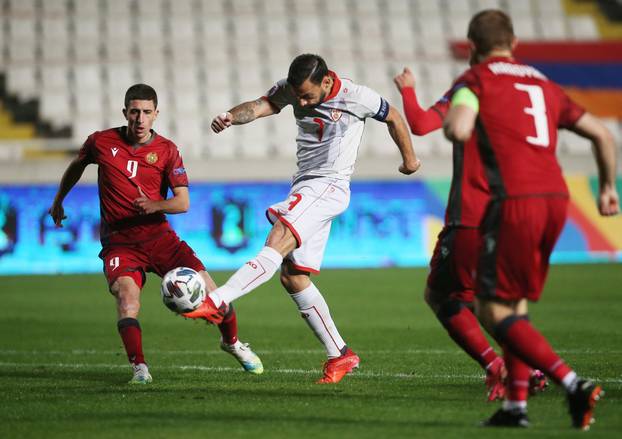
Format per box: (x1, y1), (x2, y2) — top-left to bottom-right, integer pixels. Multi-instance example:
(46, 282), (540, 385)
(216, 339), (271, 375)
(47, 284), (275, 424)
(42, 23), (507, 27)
(99, 230), (205, 288)
(477, 196), (568, 302)
(427, 226), (481, 303)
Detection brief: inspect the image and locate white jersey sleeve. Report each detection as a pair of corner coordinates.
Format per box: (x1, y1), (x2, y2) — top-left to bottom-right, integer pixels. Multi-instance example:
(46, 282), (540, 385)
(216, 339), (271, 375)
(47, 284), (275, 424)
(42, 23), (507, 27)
(348, 84), (390, 122)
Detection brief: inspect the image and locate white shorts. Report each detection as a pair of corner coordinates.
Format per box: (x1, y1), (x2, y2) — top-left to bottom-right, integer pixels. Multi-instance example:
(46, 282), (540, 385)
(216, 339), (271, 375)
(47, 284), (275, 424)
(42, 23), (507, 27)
(266, 177), (350, 273)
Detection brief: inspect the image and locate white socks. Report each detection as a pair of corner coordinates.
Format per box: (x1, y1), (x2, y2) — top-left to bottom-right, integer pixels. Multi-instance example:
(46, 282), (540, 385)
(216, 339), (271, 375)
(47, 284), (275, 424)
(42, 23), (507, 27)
(290, 283), (346, 358)
(502, 400), (527, 412)
(562, 371), (579, 392)
(209, 246), (283, 306)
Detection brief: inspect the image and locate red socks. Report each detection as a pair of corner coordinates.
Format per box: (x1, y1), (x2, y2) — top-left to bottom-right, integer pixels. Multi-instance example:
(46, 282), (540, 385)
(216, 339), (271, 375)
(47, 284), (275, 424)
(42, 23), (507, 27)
(503, 345), (530, 402)
(496, 316), (572, 385)
(218, 305), (238, 345)
(117, 318), (145, 365)
(441, 305), (500, 369)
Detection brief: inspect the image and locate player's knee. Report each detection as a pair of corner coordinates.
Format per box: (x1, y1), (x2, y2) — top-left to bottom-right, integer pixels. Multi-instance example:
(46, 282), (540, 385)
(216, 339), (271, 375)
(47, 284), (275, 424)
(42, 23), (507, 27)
(111, 276), (141, 318)
(436, 299), (464, 325)
(266, 222), (298, 254)
(424, 287), (444, 312)
(280, 265), (310, 293)
(280, 271), (304, 292)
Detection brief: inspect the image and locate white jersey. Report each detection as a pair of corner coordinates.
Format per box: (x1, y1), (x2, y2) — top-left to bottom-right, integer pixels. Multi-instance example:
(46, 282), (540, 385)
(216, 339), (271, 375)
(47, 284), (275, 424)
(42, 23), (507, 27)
(265, 71), (389, 184)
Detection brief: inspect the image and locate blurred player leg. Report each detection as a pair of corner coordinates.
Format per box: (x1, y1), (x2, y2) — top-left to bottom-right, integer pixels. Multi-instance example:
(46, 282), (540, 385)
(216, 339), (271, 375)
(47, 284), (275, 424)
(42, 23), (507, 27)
(427, 227), (505, 399)
(435, 297), (506, 396)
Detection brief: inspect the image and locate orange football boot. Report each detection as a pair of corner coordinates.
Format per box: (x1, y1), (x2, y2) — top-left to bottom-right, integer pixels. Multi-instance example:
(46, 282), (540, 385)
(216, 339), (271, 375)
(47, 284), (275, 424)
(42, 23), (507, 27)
(182, 296), (228, 325)
(316, 348), (360, 384)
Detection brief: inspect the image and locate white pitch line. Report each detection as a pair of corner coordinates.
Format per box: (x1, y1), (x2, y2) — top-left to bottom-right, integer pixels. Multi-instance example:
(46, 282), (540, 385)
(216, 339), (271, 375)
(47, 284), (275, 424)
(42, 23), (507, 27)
(1, 348), (620, 356)
(0, 362), (620, 384)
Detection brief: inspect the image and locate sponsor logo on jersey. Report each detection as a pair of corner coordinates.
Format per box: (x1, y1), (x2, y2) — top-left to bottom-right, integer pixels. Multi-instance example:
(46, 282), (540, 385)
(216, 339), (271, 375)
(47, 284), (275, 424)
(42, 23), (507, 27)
(111, 147), (119, 157)
(330, 109), (342, 122)
(173, 167), (186, 176)
(146, 152), (158, 164)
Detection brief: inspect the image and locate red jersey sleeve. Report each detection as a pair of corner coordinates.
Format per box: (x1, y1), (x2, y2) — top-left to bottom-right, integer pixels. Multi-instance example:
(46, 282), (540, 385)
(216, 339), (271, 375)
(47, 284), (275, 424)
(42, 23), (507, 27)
(165, 143), (189, 188)
(554, 84), (586, 128)
(77, 133), (97, 164)
(401, 87), (446, 135)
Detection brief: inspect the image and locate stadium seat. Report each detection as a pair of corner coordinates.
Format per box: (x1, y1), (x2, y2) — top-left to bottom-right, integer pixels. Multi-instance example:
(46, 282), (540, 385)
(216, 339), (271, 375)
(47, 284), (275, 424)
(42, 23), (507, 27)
(567, 16), (600, 40)
(41, 38), (70, 63)
(558, 129), (593, 155)
(40, 90), (72, 129)
(6, 65), (38, 101)
(474, 0), (502, 11)
(357, 0), (380, 16)
(138, 18), (164, 41)
(40, 65), (71, 93)
(415, 0), (440, 16)
(73, 17), (101, 43)
(41, 0), (68, 16)
(447, 0), (472, 17)
(206, 128), (239, 160)
(73, 64), (103, 93)
(73, 0), (99, 19)
(0, 0), (613, 166)
(237, 123), (271, 159)
(537, 16), (568, 39)
(512, 17), (538, 40)
(448, 15), (471, 39)
(8, 0), (37, 16)
(536, 0), (564, 16)
(505, 0), (533, 17)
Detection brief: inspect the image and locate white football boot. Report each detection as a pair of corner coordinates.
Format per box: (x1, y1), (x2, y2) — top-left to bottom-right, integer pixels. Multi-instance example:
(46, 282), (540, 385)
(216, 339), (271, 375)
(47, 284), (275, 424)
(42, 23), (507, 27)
(220, 339), (264, 375)
(129, 363), (153, 384)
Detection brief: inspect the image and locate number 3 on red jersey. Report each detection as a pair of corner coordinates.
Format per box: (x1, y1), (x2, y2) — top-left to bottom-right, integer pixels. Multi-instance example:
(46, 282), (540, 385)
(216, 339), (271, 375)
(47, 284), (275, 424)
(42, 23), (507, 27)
(514, 83), (550, 148)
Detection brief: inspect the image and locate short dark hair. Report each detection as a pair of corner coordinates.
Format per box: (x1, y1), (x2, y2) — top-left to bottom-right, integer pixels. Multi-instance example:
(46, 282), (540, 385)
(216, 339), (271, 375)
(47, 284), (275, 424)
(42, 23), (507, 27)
(287, 54), (329, 88)
(467, 9), (514, 56)
(124, 83), (158, 108)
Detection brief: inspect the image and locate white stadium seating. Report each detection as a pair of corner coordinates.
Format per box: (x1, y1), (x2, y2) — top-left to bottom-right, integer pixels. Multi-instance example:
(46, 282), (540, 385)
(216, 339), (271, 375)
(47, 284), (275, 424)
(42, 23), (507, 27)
(0, 0), (618, 173)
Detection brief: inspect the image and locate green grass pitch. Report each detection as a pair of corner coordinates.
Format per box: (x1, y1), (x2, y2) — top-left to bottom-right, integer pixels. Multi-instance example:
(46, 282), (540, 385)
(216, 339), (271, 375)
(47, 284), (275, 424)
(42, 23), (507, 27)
(1, 264), (621, 438)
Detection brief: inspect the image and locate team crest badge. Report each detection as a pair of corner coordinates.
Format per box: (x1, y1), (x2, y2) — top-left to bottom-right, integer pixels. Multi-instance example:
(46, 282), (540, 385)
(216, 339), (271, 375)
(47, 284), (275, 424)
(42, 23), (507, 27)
(146, 152), (158, 164)
(330, 109), (342, 122)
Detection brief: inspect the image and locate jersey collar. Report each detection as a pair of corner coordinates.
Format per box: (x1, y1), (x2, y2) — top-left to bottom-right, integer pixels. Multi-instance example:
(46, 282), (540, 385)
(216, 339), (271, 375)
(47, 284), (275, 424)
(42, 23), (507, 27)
(323, 71), (342, 102)
(119, 127), (157, 148)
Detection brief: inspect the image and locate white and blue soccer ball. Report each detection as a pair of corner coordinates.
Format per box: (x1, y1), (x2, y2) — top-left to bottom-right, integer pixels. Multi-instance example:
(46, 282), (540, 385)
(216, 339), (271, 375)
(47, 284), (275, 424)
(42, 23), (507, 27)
(161, 267), (206, 314)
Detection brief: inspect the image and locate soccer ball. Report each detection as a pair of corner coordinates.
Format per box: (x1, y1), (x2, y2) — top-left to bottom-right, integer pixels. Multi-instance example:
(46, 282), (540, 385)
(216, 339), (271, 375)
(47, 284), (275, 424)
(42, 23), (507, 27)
(161, 267), (206, 314)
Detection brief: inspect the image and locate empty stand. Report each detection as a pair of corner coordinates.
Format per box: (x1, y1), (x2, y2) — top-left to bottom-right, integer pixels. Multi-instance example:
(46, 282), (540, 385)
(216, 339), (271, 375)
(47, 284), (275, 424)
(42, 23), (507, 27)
(0, 0), (618, 166)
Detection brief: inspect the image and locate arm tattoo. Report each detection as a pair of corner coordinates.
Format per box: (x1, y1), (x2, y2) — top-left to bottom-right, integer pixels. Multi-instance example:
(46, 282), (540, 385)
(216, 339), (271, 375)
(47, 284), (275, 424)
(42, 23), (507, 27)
(230, 99), (263, 124)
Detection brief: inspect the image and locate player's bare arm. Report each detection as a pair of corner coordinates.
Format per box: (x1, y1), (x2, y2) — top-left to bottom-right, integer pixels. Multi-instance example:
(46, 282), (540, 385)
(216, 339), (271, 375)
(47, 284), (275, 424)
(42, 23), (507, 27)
(133, 186), (190, 215)
(444, 103), (477, 142)
(211, 97), (278, 133)
(49, 156), (90, 227)
(570, 113), (620, 216)
(384, 105), (421, 175)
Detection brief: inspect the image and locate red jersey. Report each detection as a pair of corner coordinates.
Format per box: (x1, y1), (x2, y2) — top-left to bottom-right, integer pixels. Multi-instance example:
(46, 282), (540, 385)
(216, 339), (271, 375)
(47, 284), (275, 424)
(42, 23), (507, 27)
(451, 57), (585, 198)
(78, 127), (188, 244)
